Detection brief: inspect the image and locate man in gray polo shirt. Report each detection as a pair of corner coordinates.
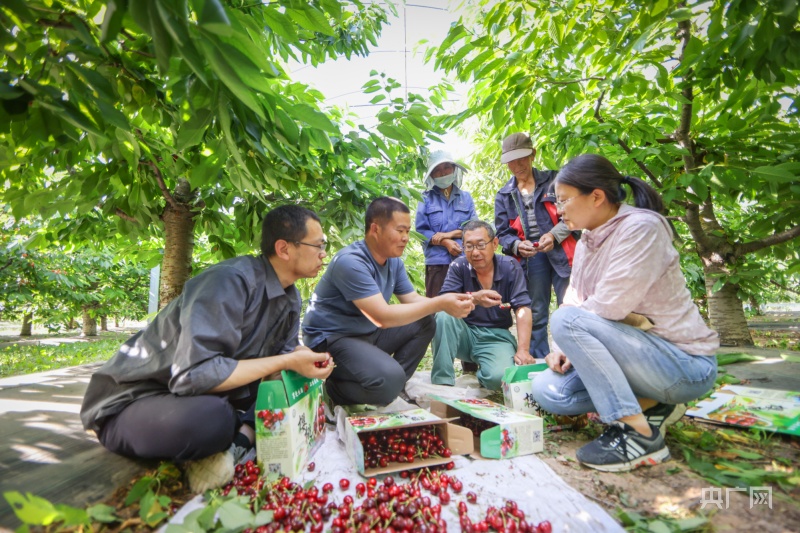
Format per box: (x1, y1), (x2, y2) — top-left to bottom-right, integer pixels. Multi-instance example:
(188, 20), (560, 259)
(80, 205), (333, 492)
(303, 197), (475, 406)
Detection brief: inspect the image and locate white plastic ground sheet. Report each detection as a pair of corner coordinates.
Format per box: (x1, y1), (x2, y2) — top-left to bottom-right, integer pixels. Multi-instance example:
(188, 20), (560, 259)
(166, 373), (622, 532)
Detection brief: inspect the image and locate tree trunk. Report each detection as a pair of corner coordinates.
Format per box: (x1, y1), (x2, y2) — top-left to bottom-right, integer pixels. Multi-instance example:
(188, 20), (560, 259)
(159, 179), (197, 308)
(82, 305), (98, 337)
(703, 263), (753, 346)
(100, 315), (108, 331)
(748, 296), (762, 316)
(20, 313), (33, 336)
(115, 317), (120, 328)
(68, 317), (76, 329)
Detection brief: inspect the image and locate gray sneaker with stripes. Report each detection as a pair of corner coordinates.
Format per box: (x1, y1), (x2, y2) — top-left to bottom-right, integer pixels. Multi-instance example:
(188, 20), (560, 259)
(576, 422), (670, 473)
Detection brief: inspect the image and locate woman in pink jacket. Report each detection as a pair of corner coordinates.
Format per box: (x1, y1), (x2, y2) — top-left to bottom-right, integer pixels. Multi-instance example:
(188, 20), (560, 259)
(532, 154), (718, 473)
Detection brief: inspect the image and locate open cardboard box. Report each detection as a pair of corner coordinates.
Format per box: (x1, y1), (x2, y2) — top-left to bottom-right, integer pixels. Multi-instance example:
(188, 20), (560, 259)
(430, 397), (543, 459)
(343, 408), (473, 476)
(255, 370), (325, 478)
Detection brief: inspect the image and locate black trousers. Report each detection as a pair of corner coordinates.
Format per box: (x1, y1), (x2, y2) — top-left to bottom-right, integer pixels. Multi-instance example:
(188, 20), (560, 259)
(97, 387), (256, 462)
(425, 264), (450, 298)
(314, 315), (435, 406)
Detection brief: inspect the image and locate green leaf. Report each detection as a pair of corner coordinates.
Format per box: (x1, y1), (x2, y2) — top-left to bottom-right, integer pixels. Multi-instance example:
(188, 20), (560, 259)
(125, 476), (154, 506)
(217, 499), (255, 530)
(199, 0), (232, 36)
(730, 448), (763, 460)
(100, 0), (128, 42)
(261, 7), (298, 41)
(319, 0), (342, 20)
(87, 504), (118, 523)
(202, 40), (265, 120)
(752, 165), (797, 183)
(286, 7), (333, 37)
(217, 42), (270, 91)
(96, 100), (130, 131)
(176, 109), (212, 150)
(288, 103), (337, 133)
(716, 352), (763, 365)
(4, 491), (60, 525)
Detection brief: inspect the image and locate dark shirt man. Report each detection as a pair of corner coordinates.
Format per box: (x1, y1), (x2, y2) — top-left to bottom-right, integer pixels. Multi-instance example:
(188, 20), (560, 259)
(431, 220), (533, 390)
(302, 197), (474, 406)
(80, 205), (332, 492)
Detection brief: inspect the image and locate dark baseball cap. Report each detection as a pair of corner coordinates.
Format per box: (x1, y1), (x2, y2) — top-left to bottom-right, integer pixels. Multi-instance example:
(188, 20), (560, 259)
(500, 133), (534, 164)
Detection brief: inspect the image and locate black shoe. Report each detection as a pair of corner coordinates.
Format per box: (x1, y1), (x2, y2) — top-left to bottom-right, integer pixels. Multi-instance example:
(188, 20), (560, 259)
(461, 361), (479, 374)
(576, 422), (670, 473)
(643, 403), (687, 432)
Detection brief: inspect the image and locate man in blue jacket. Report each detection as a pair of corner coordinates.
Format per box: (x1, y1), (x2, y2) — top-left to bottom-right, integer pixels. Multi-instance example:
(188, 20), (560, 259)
(494, 133), (577, 358)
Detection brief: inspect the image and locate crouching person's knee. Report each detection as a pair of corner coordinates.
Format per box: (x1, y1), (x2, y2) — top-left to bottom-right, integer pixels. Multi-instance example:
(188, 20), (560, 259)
(531, 370), (574, 416)
(367, 365), (408, 405)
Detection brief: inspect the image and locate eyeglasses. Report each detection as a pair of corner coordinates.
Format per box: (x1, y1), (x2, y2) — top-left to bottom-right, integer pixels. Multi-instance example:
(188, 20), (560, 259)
(464, 241), (491, 252)
(555, 195), (583, 210)
(294, 241), (327, 252)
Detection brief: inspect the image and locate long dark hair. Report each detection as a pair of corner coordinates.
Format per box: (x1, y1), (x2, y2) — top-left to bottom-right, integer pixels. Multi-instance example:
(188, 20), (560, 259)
(555, 154), (664, 213)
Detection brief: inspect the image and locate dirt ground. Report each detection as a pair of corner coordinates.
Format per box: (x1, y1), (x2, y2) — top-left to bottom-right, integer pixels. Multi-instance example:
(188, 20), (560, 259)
(536, 422), (800, 533)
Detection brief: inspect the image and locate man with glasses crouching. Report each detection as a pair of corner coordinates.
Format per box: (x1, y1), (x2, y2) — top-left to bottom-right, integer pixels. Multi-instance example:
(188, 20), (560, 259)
(431, 219), (535, 391)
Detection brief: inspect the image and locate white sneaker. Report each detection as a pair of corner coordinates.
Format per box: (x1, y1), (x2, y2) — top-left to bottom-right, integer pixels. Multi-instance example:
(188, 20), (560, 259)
(185, 442), (254, 493)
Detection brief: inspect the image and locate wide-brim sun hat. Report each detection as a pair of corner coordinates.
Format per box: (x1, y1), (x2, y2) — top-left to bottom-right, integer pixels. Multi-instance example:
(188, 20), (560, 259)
(425, 150), (467, 179)
(424, 150), (467, 190)
(500, 133), (534, 164)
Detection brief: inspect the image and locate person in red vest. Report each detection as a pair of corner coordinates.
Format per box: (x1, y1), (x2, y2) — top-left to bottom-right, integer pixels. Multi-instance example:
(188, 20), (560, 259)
(494, 133), (579, 358)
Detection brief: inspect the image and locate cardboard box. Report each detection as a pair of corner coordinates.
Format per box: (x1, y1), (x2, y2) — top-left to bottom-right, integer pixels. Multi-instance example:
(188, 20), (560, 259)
(343, 408), (473, 476)
(501, 363), (548, 415)
(255, 371), (325, 478)
(430, 397), (543, 459)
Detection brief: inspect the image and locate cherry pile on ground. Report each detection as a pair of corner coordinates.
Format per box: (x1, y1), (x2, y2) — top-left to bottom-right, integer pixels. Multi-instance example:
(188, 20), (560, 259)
(358, 425), (452, 468)
(224, 462), (553, 532)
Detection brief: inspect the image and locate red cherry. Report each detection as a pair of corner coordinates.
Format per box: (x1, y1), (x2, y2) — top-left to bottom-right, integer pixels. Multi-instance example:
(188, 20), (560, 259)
(533, 241), (540, 247)
(307, 461), (315, 472)
(339, 478), (350, 490)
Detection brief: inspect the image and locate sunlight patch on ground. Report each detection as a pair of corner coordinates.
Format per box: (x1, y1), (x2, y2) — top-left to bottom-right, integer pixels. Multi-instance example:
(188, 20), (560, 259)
(0, 399), (81, 414)
(11, 444), (61, 464)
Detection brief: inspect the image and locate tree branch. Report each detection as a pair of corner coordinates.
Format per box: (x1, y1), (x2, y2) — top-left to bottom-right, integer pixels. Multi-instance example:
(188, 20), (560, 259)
(0, 259), (13, 273)
(770, 278), (800, 297)
(114, 208), (138, 223)
(593, 90), (664, 189)
(143, 160), (179, 209)
(545, 76), (606, 86)
(674, 17), (697, 175)
(736, 224), (800, 257)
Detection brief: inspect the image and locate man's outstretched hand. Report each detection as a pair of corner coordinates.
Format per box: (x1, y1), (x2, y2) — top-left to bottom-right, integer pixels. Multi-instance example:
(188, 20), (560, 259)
(439, 293), (475, 318)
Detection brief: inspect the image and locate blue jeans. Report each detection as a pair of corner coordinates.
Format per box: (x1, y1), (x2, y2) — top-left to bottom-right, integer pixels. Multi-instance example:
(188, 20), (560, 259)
(525, 252), (569, 358)
(531, 306), (717, 423)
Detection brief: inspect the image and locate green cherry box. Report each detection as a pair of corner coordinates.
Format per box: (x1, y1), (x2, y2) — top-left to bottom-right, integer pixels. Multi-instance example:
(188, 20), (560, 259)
(255, 370), (325, 478)
(430, 396), (544, 459)
(343, 408), (473, 477)
(501, 363), (549, 415)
